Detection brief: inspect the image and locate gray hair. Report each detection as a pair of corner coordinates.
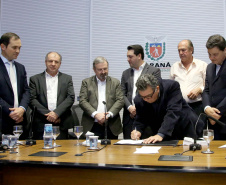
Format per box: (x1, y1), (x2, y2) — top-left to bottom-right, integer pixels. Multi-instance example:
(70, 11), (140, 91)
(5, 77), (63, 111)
(45, 51), (62, 62)
(206, 34), (226, 51)
(93, 56), (109, 69)
(136, 74), (159, 91)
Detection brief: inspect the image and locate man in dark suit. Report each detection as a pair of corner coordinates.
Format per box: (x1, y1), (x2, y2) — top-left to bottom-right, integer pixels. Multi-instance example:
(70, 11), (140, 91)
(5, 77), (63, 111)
(121, 45), (161, 139)
(29, 52), (75, 139)
(0, 32), (30, 138)
(203, 34), (226, 140)
(79, 56), (124, 139)
(131, 74), (202, 143)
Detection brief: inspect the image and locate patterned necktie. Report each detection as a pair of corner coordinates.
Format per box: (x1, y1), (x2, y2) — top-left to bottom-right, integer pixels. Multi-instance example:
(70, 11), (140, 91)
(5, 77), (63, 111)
(9, 62), (18, 107)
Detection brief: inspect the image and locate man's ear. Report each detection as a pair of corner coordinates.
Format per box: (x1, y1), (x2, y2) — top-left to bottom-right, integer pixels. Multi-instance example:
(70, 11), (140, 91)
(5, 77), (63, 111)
(0, 43), (6, 51)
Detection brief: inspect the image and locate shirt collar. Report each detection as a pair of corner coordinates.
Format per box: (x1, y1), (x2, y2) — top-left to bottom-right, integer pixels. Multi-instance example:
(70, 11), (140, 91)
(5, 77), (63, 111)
(96, 76), (106, 83)
(179, 59), (196, 68)
(45, 70), (59, 78)
(0, 54), (15, 64)
(133, 62), (146, 71)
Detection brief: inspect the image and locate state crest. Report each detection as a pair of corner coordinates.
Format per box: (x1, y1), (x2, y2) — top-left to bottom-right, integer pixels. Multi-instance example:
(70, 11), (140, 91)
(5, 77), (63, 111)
(145, 36), (167, 62)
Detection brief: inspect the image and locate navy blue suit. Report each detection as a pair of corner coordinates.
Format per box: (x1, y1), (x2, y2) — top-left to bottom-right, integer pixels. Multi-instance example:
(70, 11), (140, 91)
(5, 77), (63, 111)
(121, 63), (161, 139)
(0, 57), (30, 136)
(134, 79), (202, 140)
(202, 59), (226, 139)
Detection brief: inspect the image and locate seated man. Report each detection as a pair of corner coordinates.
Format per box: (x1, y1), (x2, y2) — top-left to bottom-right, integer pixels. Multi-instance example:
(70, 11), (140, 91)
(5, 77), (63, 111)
(131, 74), (203, 143)
(29, 52), (75, 139)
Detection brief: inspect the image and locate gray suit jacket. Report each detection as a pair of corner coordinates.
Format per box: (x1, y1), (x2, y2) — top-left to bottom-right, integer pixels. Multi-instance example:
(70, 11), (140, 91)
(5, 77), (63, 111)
(29, 71), (75, 132)
(79, 76), (124, 136)
(121, 63), (161, 125)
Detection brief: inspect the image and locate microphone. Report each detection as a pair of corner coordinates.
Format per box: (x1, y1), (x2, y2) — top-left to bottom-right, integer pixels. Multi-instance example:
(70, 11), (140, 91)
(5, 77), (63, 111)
(25, 106), (36, 145)
(189, 113), (225, 151)
(205, 114), (225, 127)
(101, 101), (111, 145)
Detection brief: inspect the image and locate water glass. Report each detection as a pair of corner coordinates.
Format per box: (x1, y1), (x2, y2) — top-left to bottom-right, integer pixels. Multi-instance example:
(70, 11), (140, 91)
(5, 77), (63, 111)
(85, 132), (94, 146)
(43, 135), (53, 149)
(89, 136), (99, 150)
(8, 135), (18, 154)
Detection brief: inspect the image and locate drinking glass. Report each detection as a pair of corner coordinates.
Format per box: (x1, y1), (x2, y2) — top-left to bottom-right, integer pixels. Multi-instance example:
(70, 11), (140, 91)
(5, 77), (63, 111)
(52, 126), (61, 147)
(74, 126), (83, 146)
(13, 125), (23, 143)
(8, 135), (18, 154)
(202, 129), (214, 154)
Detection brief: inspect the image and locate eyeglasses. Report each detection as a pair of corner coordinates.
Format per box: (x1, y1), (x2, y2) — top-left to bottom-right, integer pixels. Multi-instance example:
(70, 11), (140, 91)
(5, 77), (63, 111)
(140, 89), (156, 100)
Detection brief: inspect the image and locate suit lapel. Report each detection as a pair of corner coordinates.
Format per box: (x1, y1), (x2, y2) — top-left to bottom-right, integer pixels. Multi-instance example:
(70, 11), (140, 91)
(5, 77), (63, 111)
(40, 72), (47, 101)
(129, 68), (134, 91)
(57, 72), (62, 100)
(0, 58), (13, 91)
(106, 76), (111, 105)
(92, 76), (98, 101)
(212, 60), (226, 84)
(141, 63), (149, 75)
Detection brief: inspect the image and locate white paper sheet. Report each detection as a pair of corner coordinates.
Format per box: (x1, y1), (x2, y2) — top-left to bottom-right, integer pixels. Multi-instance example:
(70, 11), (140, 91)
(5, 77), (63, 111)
(134, 146), (161, 154)
(115, 139), (143, 145)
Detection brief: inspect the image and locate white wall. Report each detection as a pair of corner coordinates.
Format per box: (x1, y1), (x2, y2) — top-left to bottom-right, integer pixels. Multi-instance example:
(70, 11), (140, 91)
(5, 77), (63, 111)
(1, 0), (226, 103)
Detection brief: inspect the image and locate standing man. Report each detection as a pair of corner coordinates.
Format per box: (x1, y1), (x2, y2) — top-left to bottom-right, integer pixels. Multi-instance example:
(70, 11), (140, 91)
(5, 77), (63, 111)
(79, 56), (124, 139)
(0, 32), (30, 138)
(170, 40), (207, 116)
(131, 74), (202, 143)
(203, 34), (226, 140)
(29, 52), (75, 139)
(121, 45), (161, 139)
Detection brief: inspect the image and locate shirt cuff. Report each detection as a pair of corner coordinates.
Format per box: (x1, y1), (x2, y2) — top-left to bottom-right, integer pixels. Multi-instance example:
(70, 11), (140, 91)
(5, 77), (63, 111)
(157, 133), (165, 139)
(91, 111), (98, 118)
(127, 105), (132, 110)
(204, 106), (211, 112)
(108, 111), (113, 118)
(19, 106), (26, 112)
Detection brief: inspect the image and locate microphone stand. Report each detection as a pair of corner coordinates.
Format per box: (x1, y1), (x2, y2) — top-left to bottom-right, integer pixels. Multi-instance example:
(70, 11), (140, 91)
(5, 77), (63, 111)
(189, 114), (202, 151)
(189, 113), (225, 151)
(101, 101), (111, 145)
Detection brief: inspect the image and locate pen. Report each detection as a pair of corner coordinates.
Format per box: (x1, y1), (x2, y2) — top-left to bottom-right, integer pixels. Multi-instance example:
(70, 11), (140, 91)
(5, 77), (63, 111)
(135, 127), (138, 141)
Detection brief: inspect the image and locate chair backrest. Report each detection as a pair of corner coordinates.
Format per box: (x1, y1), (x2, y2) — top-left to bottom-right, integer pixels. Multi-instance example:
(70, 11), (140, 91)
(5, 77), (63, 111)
(71, 104), (83, 126)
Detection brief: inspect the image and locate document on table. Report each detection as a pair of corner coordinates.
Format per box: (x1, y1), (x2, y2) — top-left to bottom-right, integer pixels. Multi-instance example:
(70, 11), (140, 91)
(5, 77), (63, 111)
(183, 137), (207, 146)
(219, 144), (226, 148)
(115, 140), (143, 145)
(134, 146), (161, 154)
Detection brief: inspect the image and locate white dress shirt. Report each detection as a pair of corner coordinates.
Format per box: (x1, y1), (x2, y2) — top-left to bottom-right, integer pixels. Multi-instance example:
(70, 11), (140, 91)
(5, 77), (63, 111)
(170, 58), (207, 103)
(91, 76), (113, 121)
(131, 62), (146, 105)
(45, 71), (58, 111)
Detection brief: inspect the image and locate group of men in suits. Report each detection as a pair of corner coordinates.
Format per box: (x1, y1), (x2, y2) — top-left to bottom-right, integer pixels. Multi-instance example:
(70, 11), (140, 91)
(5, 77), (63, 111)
(1, 32), (226, 142)
(0, 32), (74, 140)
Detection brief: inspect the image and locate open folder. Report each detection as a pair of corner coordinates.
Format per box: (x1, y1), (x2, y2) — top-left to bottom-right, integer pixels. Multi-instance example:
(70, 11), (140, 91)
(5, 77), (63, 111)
(114, 140), (179, 146)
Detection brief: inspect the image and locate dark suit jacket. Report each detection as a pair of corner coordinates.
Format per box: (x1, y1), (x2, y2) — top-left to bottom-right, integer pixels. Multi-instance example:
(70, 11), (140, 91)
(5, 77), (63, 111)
(0, 57), (30, 135)
(202, 59), (226, 135)
(121, 63), (161, 125)
(79, 76), (124, 136)
(133, 79), (200, 140)
(29, 72), (75, 133)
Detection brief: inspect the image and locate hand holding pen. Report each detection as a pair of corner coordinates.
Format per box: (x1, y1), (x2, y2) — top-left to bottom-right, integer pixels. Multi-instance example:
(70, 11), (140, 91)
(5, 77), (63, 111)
(131, 127), (141, 140)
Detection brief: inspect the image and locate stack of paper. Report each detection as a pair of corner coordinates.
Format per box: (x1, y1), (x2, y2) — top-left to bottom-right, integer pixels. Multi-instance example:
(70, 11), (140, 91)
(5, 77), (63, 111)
(134, 146), (161, 154)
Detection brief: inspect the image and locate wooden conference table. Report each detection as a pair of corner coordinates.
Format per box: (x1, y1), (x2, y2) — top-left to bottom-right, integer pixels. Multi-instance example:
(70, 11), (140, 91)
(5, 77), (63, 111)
(1, 140), (226, 185)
